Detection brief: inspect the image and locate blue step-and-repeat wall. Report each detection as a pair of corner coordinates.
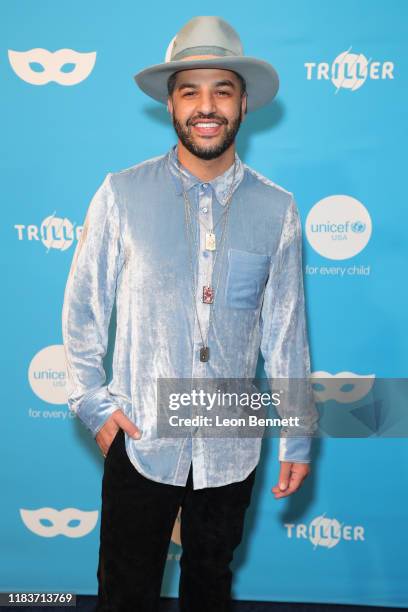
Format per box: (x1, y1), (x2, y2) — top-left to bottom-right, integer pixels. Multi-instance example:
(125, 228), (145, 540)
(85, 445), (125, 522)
(1, 0), (407, 607)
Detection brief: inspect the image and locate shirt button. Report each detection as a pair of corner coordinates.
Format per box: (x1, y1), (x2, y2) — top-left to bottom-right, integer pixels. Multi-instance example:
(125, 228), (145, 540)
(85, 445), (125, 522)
(201, 206), (208, 213)
(202, 251), (208, 258)
(201, 183), (208, 189)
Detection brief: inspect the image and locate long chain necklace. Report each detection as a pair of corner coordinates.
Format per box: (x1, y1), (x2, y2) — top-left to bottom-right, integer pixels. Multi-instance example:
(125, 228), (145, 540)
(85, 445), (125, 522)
(181, 162), (236, 304)
(183, 195), (231, 362)
(179, 161), (237, 362)
(187, 185), (230, 300)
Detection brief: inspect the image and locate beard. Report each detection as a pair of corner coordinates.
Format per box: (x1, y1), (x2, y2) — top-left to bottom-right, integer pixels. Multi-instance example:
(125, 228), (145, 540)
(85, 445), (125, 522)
(171, 107), (242, 160)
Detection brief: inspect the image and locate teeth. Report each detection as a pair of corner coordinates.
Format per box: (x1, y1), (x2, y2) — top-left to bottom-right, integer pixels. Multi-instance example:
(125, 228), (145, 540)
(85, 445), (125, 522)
(195, 122), (220, 128)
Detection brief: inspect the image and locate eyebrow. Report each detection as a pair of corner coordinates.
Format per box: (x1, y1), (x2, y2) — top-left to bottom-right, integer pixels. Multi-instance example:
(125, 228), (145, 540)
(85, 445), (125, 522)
(177, 79), (236, 91)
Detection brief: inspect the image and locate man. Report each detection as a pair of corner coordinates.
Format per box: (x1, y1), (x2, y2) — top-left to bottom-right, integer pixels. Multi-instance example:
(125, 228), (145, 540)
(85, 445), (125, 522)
(62, 15), (318, 612)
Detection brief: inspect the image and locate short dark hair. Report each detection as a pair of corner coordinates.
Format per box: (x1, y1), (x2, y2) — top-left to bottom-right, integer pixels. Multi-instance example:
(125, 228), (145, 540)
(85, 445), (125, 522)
(167, 70), (247, 108)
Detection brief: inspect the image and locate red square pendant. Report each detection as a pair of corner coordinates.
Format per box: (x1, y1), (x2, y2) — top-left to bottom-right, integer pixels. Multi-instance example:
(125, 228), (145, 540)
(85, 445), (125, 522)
(202, 285), (214, 304)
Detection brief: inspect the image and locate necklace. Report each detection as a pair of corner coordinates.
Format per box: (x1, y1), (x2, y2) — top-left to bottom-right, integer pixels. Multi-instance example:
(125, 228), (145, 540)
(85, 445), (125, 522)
(178, 161), (237, 362)
(180, 161), (236, 304)
(184, 187), (231, 306)
(183, 195), (231, 252)
(183, 192), (231, 362)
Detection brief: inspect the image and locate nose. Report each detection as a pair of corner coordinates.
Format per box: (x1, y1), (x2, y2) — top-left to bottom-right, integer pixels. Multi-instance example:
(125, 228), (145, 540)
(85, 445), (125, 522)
(196, 89), (217, 115)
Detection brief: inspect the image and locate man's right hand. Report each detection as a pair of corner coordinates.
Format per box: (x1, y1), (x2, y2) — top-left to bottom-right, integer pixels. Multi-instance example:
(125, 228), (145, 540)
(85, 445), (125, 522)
(95, 408), (142, 457)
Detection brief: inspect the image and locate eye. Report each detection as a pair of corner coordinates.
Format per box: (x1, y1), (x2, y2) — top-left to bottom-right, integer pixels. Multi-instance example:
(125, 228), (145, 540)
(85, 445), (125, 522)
(217, 90), (230, 96)
(183, 91), (196, 97)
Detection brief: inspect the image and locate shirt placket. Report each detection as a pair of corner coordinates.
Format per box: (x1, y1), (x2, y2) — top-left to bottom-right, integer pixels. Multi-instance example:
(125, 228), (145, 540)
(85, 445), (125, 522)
(190, 181), (214, 489)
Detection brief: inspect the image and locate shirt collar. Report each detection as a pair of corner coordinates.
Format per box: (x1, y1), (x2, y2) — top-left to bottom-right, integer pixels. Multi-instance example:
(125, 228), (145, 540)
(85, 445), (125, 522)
(166, 143), (244, 206)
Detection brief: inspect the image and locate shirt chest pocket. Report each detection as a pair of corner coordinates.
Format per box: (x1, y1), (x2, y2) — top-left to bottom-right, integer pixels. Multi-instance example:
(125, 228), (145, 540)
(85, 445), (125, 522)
(225, 248), (271, 309)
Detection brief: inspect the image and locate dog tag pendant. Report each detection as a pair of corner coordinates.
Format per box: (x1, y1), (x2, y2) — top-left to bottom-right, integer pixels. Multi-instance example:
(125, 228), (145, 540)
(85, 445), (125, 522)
(202, 285), (214, 304)
(200, 346), (210, 362)
(205, 231), (216, 251)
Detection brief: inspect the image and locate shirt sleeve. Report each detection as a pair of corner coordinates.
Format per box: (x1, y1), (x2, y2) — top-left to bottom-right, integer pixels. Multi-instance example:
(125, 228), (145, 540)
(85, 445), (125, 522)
(61, 172), (125, 438)
(259, 193), (319, 463)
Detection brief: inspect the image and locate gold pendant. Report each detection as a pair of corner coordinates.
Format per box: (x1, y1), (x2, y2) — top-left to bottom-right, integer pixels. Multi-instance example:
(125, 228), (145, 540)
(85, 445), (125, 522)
(205, 231), (216, 251)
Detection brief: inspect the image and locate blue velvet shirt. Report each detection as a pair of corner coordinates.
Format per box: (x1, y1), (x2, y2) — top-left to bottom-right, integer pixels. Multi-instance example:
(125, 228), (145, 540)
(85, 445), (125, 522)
(61, 143), (318, 489)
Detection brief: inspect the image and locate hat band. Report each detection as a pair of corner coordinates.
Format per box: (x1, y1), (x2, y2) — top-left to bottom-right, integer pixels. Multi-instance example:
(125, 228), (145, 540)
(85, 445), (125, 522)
(171, 45), (240, 61)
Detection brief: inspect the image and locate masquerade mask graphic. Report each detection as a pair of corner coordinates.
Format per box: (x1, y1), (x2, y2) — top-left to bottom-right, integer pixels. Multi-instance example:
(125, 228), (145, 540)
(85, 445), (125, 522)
(311, 371), (375, 403)
(20, 507), (98, 537)
(8, 48), (96, 85)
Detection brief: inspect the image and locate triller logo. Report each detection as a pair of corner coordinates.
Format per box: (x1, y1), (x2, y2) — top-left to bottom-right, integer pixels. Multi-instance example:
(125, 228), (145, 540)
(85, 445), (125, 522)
(8, 48), (97, 85)
(285, 514), (365, 549)
(305, 46), (394, 92)
(305, 195), (372, 260)
(15, 213), (83, 252)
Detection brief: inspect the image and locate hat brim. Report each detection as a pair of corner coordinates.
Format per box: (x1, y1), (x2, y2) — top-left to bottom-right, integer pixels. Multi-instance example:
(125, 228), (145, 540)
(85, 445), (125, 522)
(133, 56), (279, 112)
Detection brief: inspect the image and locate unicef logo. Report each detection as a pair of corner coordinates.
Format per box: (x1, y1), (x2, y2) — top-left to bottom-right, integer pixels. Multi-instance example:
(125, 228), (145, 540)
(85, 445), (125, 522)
(305, 195), (372, 260)
(28, 345), (73, 404)
(351, 221), (366, 233)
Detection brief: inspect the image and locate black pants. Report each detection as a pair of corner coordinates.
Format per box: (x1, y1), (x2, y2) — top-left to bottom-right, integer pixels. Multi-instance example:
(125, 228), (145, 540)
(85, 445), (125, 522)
(95, 428), (257, 612)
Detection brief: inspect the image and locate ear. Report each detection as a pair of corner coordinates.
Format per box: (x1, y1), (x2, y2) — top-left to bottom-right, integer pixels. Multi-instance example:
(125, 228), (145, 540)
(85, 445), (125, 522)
(241, 93), (248, 119)
(167, 97), (173, 115)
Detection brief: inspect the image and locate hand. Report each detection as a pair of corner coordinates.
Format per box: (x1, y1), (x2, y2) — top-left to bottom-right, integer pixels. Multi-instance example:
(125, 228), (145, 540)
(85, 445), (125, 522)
(95, 408), (142, 458)
(271, 461), (310, 499)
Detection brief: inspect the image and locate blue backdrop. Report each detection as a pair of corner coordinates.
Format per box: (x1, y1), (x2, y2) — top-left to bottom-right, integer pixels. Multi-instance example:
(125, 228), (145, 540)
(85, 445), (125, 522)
(1, 0), (407, 607)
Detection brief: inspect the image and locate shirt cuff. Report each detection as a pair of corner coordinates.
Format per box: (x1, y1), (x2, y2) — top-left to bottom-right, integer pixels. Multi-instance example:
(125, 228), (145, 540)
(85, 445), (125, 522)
(70, 388), (123, 438)
(279, 435), (312, 463)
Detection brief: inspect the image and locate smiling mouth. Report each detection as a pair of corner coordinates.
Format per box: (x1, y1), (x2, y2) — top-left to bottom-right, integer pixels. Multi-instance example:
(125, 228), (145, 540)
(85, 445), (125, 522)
(191, 121), (224, 137)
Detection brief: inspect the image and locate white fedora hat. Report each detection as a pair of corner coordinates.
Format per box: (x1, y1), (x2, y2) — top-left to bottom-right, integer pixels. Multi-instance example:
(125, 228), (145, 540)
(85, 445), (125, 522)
(134, 16), (279, 112)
